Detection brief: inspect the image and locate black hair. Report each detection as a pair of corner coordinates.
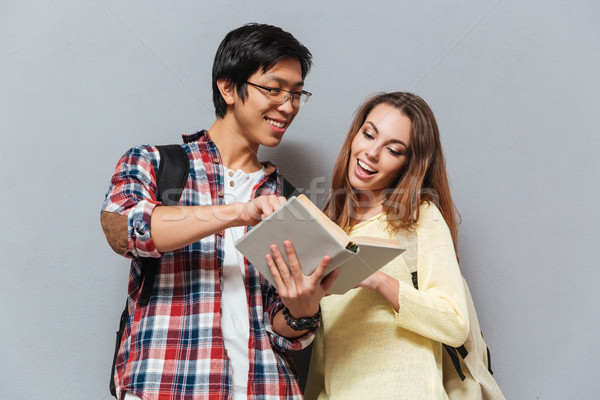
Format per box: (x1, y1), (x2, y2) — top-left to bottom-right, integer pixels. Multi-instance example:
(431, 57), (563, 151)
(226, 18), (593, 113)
(212, 23), (312, 118)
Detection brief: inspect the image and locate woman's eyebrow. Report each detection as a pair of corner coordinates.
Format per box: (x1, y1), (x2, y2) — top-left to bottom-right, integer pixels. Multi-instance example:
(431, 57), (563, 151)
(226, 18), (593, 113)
(365, 121), (379, 133)
(389, 139), (408, 148)
(366, 121), (407, 148)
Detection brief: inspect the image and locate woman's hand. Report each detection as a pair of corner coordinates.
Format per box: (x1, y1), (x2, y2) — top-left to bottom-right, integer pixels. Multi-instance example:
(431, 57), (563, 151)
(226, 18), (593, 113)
(266, 240), (339, 337)
(357, 271), (385, 291)
(357, 271), (400, 312)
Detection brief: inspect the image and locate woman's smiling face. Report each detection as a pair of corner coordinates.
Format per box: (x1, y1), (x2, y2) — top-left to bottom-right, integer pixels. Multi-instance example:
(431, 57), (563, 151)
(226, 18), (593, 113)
(348, 103), (412, 202)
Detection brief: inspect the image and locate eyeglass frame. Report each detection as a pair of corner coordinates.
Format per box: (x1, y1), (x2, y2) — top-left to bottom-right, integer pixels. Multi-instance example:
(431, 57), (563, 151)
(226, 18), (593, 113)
(245, 81), (312, 106)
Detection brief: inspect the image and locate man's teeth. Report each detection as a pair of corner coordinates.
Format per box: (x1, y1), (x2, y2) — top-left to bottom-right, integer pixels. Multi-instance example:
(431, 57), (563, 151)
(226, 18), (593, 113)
(266, 118), (285, 128)
(358, 160), (376, 173)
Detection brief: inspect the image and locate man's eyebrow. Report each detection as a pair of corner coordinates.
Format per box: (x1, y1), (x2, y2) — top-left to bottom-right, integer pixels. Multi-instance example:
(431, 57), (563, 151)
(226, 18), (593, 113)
(266, 76), (305, 87)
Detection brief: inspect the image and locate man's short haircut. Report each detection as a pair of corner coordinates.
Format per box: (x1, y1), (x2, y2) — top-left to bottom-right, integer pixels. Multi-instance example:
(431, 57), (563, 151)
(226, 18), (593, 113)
(212, 23), (313, 118)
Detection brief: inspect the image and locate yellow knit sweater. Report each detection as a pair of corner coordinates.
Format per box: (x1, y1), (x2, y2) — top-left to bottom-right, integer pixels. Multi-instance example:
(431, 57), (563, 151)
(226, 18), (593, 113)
(304, 203), (469, 400)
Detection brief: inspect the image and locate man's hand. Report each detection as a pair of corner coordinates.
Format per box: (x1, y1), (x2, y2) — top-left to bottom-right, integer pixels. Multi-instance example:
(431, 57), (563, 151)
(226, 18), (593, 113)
(266, 241), (339, 336)
(240, 195), (287, 226)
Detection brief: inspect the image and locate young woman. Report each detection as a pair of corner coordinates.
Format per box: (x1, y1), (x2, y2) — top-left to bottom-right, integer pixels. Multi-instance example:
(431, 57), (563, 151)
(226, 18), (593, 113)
(303, 92), (470, 399)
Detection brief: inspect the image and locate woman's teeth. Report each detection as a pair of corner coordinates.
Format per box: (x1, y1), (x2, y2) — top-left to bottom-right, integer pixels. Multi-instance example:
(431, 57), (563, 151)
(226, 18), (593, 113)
(358, 159), (376, 174)
(266, 118), (285, 128)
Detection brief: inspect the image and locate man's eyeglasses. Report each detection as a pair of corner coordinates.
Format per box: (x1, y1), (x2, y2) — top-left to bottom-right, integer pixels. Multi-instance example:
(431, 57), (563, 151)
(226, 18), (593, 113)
(245, 82), (311, 106)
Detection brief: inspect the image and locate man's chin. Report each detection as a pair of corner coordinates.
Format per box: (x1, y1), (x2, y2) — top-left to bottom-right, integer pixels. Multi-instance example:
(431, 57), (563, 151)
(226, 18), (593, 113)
(262, 137), (284, 148)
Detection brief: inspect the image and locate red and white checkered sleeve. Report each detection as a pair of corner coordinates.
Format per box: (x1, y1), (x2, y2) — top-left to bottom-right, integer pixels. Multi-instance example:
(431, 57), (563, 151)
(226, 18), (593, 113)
(102, 145), (162, 259)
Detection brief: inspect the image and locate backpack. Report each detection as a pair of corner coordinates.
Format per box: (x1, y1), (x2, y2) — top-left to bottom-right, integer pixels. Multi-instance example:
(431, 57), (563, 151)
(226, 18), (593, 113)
(397, 230), (505, 400)
(109, 144), (190, 397)
(108, 144), (299, 397)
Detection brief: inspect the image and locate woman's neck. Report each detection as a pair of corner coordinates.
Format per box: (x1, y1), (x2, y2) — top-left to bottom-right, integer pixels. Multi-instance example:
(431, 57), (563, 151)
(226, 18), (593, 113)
(352, 191), (384, 223)
(353, 204), (383, 223)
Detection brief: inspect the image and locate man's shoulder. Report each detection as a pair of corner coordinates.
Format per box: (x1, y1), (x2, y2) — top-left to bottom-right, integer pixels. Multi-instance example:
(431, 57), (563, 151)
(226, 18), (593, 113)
(119, 143), (160, 161)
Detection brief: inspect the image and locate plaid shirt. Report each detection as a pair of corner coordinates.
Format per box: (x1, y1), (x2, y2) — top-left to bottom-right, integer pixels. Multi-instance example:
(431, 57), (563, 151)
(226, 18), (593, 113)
(102, 131), (314, 400)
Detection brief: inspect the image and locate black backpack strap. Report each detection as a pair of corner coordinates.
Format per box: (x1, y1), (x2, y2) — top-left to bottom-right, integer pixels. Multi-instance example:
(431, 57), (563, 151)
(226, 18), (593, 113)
(138, 145), (189, 307)
(444, 344), (467, 381)
(411, 271), (419, 290)
(110, 144), (190, 397)
(280, 176), (301, 199)
(138, 258), (160, 307)
(156, 145), (190, 206)
(487, 343), (493, 374)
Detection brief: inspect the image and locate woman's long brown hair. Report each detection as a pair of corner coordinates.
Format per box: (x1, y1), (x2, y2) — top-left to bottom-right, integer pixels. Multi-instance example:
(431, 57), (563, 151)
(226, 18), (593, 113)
(324, 92), (460, 253)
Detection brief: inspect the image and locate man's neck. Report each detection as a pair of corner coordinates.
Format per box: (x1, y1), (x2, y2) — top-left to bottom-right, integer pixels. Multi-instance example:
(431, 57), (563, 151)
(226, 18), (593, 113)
(207, 119), (262, 173)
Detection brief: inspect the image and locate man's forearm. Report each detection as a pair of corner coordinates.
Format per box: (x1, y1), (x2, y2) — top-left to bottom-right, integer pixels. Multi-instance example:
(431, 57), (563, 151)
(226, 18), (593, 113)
(101, 203), (249, 256)
(150, 203), (247, 252)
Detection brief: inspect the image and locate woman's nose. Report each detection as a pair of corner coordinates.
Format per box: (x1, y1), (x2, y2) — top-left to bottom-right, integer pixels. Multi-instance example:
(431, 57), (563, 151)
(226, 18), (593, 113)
(364, 146), (379, 161)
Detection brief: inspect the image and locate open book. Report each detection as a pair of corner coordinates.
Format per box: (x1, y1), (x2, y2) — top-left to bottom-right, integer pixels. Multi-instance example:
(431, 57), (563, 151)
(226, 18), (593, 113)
(234, 194), (405, 294)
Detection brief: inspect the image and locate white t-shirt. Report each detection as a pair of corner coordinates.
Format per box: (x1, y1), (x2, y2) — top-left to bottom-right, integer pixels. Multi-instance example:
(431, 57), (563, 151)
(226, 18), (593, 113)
(221, 166), (265, 400)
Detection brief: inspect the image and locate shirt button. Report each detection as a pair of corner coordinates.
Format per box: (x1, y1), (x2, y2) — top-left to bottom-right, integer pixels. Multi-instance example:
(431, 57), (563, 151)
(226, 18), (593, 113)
(213, 157), (220, 163)
(228, 171), (234, 177)
(229, 181), (235, 187)
(218, 191), (224, 197)
(218, 230), (224, 236)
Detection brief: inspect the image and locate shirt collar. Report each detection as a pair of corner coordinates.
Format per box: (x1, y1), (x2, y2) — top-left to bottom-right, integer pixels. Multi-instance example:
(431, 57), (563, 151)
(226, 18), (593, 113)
(182, 130), (207, 143)
(182, 130), (277, 177)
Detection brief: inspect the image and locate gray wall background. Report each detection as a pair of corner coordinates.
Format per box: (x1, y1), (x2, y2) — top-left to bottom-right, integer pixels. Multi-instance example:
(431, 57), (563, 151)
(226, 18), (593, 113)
(1, 1), (599, 398)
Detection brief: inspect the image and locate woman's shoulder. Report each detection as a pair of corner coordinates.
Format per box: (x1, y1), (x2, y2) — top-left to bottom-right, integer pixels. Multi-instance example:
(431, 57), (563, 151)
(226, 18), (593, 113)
(417, 201), (443, 222)
(413, 201), (451, 238)
(409, 202), (455, 256)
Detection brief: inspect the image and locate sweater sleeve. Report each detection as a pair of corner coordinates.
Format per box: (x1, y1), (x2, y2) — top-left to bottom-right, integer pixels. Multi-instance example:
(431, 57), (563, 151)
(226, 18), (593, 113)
(394, 203), (469, 347)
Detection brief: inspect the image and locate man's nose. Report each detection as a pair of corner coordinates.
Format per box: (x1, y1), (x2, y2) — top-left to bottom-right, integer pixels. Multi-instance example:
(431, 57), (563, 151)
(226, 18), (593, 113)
(277, 95), (296, 114)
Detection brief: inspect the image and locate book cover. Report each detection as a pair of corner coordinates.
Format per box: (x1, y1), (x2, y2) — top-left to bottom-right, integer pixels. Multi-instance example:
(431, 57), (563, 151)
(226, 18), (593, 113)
(234, 195), (405, 294)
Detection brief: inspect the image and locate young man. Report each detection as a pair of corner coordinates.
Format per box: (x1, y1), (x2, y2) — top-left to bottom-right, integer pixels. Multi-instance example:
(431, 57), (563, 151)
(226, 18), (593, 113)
(101, 24), (337, 400)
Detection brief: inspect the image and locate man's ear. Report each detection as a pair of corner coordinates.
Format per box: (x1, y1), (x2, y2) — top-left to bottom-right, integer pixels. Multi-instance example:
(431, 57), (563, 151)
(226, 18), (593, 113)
(216, 79), (236, 106)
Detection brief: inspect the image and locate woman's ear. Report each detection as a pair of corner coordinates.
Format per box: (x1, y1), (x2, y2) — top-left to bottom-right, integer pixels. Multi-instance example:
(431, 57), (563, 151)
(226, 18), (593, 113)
(216, 79), (236, 105)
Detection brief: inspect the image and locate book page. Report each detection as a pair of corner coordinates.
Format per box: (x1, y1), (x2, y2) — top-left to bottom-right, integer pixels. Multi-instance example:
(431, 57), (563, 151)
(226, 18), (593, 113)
(327, 242), (405, 294)
(351, 235), (405, 249)
(296, 194), (349, 247)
